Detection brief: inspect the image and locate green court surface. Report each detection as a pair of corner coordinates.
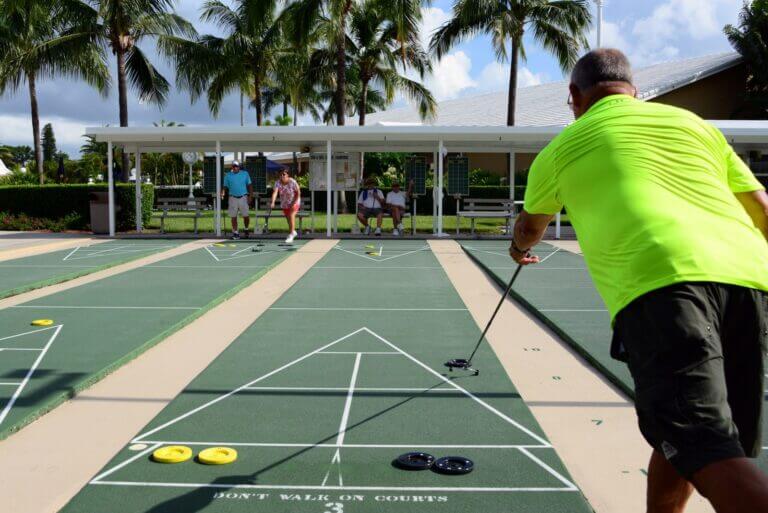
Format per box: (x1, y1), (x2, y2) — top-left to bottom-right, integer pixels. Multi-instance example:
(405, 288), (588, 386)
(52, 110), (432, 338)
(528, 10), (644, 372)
(462, 241), (768, 471)
(0, 240), (182, 299)
(63, 241), (592, 513)
(0, 241), (302, 439)
(461, 241), (631, 397)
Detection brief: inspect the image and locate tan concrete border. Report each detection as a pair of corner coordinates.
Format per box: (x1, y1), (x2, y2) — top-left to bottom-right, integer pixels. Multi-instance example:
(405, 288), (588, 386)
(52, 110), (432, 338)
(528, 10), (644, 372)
(547, 240), (582, 255)
(429, 240), (713, 513)
(0, 239), (336, 513)
(0, 237), (104, 262)
(0, 240), (208, 309)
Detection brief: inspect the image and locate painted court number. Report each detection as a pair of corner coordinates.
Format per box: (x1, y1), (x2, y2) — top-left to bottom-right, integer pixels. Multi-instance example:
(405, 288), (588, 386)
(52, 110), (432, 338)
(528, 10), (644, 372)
(324, 503), (344, 513)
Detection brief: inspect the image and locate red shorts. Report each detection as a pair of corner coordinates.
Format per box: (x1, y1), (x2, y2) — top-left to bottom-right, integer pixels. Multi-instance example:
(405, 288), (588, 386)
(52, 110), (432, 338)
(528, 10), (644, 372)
(282, 203), (300, 216)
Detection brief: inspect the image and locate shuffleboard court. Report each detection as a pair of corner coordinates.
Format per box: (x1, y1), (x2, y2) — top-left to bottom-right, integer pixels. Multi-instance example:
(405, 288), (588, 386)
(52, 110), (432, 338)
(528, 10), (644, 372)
(461, 241), (629, 396)
(462, 240), (768, 473)
(0, 240), (303, 439)
(63, 241), (592, 513)
(0, 240), (182, 299)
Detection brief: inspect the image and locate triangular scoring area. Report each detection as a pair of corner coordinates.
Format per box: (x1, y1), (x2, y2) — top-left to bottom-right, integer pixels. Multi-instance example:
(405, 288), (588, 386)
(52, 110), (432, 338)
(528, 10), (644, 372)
(131, 327), (548, 448)
(332, 245), (430, 263)
(0, 325), (63, 427)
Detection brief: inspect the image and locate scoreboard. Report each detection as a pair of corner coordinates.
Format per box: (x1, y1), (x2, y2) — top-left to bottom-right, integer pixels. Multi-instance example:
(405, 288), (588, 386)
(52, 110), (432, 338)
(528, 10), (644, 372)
(404, 156), (427, 196)
(446, 156), (469, 196)
(202, 156), (225, 194)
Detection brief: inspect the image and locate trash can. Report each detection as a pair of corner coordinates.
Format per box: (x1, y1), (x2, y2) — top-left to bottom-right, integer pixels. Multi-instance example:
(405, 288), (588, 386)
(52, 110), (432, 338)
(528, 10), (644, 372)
(89, 191), (120, 234)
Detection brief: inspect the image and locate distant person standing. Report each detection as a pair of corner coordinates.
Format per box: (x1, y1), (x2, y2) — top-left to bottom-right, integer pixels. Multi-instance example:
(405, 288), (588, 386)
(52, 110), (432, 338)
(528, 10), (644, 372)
(385, 180), (413, 236)
(270, 169), (301, 244)
(222, 160), (252, 240)
(511, 48), (768, 513)
(357, 177), (385, 236)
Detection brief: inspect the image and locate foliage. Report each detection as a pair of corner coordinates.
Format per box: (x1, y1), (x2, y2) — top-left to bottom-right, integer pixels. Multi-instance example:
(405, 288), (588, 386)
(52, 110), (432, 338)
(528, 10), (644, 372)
(430, 0), (591, 125)
(2, 144), (33, 165)
(0, 211), (83, 232)
(42, 123), (56, 162)
(0, 184), (154, 230)
(725, 0), (768, 118)
(363, 152), (409, 177)
(469, 168), (503, 185)
(0, 167), (37, 185)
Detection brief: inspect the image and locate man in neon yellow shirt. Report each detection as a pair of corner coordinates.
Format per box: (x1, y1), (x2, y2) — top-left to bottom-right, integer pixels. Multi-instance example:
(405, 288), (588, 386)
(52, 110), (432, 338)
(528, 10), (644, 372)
(512, 49), (768, 513)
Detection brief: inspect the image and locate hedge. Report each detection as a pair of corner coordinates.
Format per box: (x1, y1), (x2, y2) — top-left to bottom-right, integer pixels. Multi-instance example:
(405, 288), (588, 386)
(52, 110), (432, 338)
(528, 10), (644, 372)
(0, 184), (154, 231)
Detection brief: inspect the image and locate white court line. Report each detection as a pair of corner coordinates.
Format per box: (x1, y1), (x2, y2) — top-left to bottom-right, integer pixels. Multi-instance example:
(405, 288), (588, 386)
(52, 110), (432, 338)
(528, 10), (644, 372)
(90, 481), (576, 493)
(0, 324), (62, 427)
(313, 266), (443, 270)
(0, 382), (22, 386)
(145, 265), (268, 269)
(65, 245), (131, 260)
(242, 386), (462, 392)
(334, 245), (430, 263)
(91, 443), (162, 483)
(10, 305), (200, 310)
(0, 348), (43, 351)
(62, 246), (81, 261)
(136, 441), (549, 449)
(270, 307), (467, 311)
(0, 265), (95, 268)
(321, 449), (343, 487)
(537, 247), (561, 264)
(363, 328), (552, 447)
(204, 246), (220, 262)
(0, 325), (59, 342)
(518, 447), (578, 491)
(539, 309), (607, 313)
(132, 328), (372, 442)
(336, 353), (361, 446)
(318, 351), (400, 355)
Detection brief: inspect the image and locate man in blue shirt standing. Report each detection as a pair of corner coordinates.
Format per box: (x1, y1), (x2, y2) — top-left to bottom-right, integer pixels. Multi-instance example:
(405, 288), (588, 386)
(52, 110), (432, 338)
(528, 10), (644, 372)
(221, 160), (253, 239)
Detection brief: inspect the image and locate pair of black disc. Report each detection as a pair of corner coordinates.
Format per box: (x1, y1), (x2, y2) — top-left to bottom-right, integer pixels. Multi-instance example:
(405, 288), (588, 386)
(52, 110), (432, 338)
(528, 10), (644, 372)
(251, 242), (266, 252)
(444, 358), (480, 376)
(394, 452), (474, 475)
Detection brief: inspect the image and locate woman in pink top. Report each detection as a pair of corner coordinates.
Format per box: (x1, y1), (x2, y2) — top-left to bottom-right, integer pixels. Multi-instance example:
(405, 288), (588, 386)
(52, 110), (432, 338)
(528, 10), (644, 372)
(270, 169), (301, 243)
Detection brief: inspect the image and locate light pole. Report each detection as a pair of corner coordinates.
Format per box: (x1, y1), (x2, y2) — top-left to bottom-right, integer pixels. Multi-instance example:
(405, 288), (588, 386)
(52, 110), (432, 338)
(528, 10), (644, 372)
(595, 0), (604, 48)
(182, 152), (198, 204)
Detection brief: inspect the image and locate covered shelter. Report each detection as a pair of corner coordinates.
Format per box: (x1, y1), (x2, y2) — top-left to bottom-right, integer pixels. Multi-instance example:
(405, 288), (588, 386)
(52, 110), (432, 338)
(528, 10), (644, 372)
(85, 122), (768, 237)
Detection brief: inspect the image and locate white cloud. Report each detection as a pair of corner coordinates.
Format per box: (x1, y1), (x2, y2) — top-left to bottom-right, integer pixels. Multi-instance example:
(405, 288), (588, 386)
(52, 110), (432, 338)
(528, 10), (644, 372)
(426, 51), (477, 100)
(0, 115), (90, 154)
(420, 6), (452, 51)
(476, 62), (546, 91)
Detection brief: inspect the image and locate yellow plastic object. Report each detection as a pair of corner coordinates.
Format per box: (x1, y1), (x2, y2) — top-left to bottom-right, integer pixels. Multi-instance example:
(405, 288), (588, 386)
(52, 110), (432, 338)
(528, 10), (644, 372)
(367, 252), (378, 256)
(214, 243), (226, 247)
(198, 447), (238, 465)
(152, 445), (193, 464)
(30, 319), (53, 326)
(365, 244), (375, 249)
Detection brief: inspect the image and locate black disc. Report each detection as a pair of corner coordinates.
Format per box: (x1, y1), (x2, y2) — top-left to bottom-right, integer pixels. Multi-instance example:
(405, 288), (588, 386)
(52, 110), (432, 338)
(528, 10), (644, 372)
(252, 248), (262, 252)
(394, 452), (435, 470)
(434, 456), (474, 475)
(444, 358), (470, 369)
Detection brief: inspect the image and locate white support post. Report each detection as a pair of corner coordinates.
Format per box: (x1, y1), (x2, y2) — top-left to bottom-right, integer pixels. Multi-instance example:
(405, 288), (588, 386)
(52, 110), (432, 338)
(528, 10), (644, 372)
(107, 140), (115, 237)
(509, 152), (515, 201)
(215, 141), (222, 237)
(326, 140), (332, 237)
(437, 140), (445, 236)
(432, 151), (437, 233)
(135, 148), (142, 232)
(595, 0), (604, 48)
(556, 212), (562, 240)
(334, 190), (339, 233)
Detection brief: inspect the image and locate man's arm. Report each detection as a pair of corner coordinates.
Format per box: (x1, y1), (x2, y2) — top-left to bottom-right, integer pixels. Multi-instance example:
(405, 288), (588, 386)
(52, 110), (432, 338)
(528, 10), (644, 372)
(247, 183), (254, 203)
(510, 210), (555, 265)
(737, 190), (768, 239)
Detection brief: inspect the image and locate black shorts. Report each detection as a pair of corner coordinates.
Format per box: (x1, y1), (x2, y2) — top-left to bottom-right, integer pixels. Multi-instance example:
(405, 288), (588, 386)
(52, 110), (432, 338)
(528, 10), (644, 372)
(612, 282), (767, 479)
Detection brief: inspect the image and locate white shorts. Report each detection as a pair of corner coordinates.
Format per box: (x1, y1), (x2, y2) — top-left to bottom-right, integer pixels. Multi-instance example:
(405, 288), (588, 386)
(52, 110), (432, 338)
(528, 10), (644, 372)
(227, 196), (250, 218)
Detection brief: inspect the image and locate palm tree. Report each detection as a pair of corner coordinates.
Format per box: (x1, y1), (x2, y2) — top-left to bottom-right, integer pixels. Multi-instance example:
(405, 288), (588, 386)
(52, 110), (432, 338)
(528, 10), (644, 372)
(89, 0), (196, 180)
(163, 0), (283, 126)
(347, 0), (435, 125)
(0, 0), (109, 184)
(725, 0), (768, 118)
(285, 0), (356, 126)
(431, 0), (591, 125)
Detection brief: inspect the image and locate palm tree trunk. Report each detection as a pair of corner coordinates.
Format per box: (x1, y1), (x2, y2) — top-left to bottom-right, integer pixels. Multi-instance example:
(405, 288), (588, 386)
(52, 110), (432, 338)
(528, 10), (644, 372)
(254, 78), (263, 126)
(359, 81), (368, 126)
(507, 38), (520, 126)
(117, 46), (130, 181)
(335, 1), (352, 126)
(292, 106), (298, 173)
(28, 73), (43, 184)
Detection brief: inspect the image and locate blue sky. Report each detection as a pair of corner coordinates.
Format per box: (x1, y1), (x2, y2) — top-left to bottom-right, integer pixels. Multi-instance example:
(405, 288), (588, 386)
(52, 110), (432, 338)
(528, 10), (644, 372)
(0, 0), (746, 156)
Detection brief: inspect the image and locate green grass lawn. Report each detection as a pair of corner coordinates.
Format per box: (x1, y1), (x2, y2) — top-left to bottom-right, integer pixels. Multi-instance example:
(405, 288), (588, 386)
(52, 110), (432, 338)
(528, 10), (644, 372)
(146, 210), (540, 234)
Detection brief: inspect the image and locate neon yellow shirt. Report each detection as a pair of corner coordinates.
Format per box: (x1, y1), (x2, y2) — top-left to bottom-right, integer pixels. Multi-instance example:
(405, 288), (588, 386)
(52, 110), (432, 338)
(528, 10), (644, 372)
(525, 95), (768, 320)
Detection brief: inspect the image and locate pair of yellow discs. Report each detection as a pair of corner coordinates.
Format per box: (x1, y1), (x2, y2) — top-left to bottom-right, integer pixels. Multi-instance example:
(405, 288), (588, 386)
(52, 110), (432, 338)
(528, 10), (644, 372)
(152, 446), (237, 465)
(31, 319), (53, 326)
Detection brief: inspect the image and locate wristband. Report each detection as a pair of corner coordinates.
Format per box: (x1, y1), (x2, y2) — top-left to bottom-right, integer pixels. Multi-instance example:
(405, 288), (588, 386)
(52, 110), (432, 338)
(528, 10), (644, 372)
(510, 239), (529, 254)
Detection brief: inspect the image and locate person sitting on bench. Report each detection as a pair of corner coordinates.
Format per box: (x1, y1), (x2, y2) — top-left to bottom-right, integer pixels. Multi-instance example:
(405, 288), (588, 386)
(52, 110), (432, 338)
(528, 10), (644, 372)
(357, 177), (385, 236)
(385, 179), (413, 236)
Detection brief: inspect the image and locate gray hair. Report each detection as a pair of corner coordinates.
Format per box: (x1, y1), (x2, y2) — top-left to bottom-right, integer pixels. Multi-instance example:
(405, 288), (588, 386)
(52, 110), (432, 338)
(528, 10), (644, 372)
(571, 49), (633, 92)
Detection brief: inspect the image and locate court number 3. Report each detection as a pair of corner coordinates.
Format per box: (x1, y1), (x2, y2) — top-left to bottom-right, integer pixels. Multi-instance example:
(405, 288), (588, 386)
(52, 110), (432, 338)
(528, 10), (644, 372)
(324, 503), (344, 513)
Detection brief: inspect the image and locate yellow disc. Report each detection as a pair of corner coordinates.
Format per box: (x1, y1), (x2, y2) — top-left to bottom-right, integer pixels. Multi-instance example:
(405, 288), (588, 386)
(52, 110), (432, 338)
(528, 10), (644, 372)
(365, 245), (375, 249)
(31, 319), (53, 327)
(198, 447), (238, 465)
(152, 445), (192, 464)
(367, 252), (378, 256)
(228, 244), (236, 248)
(214, 243), (225, 247)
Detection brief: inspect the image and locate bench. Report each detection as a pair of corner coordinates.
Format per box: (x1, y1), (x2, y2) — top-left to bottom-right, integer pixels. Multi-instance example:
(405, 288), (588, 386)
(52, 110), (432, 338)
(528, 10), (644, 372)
(357, 197), (416, 235)
(254, 197), (312, 234)
(456, 198), (516, 235)
(154, 197), (207, 234)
